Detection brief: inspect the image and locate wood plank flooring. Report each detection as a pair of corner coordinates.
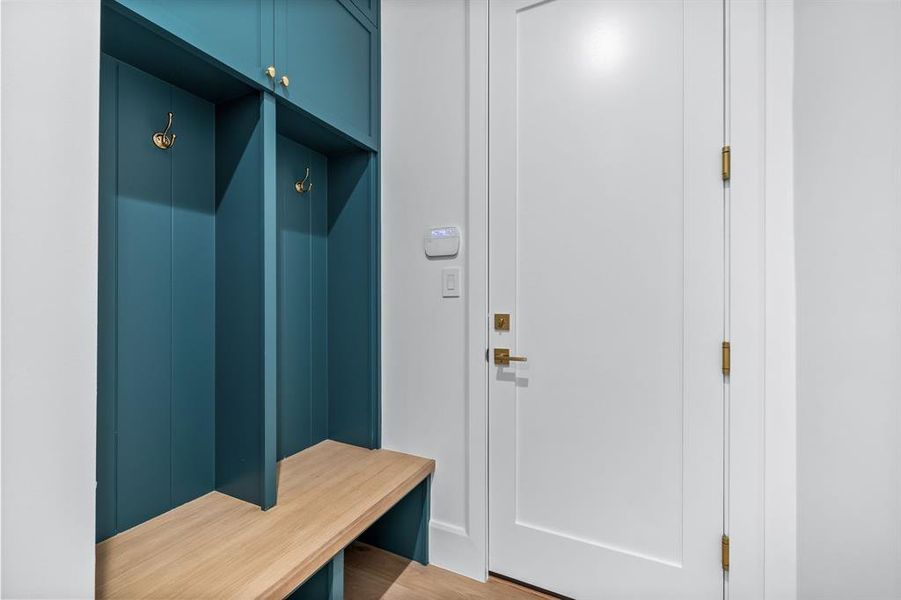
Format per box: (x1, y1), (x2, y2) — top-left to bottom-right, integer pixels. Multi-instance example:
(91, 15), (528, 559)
(345, 543), (556, 600)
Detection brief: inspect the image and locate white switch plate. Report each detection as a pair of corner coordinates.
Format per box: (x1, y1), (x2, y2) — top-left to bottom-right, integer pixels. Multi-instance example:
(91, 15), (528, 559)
(442, 267), (462, 298)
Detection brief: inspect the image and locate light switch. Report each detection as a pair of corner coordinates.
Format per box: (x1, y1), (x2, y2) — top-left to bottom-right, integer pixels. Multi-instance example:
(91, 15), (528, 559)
(442, 267), (461, 298)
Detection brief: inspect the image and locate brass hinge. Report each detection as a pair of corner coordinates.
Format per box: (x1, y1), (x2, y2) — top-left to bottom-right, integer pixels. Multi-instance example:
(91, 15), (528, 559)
(722, 341), (731, 376)
(721, 145), (731, 181)
(722, 534), (730, 571)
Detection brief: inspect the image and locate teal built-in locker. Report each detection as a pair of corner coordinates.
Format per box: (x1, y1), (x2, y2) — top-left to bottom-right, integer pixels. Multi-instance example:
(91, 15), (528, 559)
(97, 0), (384, 546)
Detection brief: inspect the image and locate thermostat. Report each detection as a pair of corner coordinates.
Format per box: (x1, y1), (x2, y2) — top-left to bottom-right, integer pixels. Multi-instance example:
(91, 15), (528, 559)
(424, 227), (460, 258)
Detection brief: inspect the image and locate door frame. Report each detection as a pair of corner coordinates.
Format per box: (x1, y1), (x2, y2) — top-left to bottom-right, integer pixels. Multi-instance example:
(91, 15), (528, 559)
(457, 0), (797, 597)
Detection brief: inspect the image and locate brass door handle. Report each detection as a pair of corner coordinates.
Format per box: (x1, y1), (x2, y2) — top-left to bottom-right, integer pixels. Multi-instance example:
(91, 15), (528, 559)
(494, 348), (527, 366)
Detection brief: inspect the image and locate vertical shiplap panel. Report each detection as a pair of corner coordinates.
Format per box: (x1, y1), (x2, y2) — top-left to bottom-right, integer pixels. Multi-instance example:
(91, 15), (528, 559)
(277, 136), (313, 458)
(170, 87), (216, 507)
(310, 149), (330, 444)
(277, 136), (329, 459)
(115, 63), (173, 532)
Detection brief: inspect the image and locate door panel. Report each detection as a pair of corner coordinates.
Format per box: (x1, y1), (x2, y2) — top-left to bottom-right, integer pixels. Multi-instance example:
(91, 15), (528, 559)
(488, 1), (725, 598)
(275, 0), (377, 147)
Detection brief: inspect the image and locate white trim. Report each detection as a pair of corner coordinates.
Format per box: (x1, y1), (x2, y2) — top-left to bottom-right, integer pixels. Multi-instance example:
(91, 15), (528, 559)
(432, 0), (490, 583)
(728, 1), (797, 598)
(762, 1), (797, 598)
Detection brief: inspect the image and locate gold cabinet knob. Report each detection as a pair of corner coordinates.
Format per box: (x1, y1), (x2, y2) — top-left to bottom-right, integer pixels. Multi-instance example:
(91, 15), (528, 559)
(265, 65), (276, 79)
(280, 75), (290, 88)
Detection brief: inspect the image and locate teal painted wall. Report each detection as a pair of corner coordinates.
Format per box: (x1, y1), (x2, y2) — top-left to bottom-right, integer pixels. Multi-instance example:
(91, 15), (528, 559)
(97, 55), (216, 541)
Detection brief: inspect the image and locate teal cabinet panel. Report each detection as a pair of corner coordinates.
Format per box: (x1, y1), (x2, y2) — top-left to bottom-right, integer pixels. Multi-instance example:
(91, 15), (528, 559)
(262, 92), (279, 510)
(214, 92), (269, 508)
(310, 150), (330, 445)
(286, 550), (343, 599)
(277, 136), (330, 460)
(360, 476), (430, 564)
(170, 87), (217, 507)
(112, 0), (275, 90)
(275, 0), (378, 148)
(97, 54), (119, 542)
(327, 152), (379, 449)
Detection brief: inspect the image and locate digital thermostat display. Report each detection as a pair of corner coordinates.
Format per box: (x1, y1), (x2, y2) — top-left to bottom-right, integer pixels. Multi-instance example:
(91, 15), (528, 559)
(424, 226), (461, 257)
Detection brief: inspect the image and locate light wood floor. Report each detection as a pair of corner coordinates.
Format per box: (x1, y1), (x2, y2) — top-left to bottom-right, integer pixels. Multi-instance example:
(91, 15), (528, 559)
(345, 543), (556, 600)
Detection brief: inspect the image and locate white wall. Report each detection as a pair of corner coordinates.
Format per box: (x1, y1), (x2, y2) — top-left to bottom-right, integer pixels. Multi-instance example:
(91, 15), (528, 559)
(1, 1), (99, 597)
(381, 0), (488, 580)
(795, 2), (901, 598)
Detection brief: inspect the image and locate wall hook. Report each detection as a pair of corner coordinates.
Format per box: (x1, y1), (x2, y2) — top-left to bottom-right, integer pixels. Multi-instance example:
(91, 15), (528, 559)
(152, 112), (177, 150)
(295, 167), (313, 194)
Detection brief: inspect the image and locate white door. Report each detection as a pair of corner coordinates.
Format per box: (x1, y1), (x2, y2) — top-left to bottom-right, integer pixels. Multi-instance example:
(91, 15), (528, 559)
(488, 1), (725, 598)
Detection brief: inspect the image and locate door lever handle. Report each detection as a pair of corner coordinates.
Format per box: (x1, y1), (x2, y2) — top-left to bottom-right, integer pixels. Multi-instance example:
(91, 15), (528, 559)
(494, 348), (527, 366)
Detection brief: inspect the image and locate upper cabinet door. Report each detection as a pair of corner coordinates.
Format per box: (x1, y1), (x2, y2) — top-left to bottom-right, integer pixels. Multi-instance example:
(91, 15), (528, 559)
(113, 0), (276, 90)
(275, 0), (378, 148)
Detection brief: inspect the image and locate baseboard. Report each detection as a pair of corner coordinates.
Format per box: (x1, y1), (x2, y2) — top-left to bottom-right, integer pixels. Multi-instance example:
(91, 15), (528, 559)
(428, 519), (486, 582)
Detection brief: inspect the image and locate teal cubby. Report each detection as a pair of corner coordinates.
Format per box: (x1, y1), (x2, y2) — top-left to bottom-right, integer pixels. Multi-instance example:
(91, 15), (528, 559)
(274, 112), (381, 456)
(97, 54), (278, 540)
(97, 0), (382, 544)
(97, 55), (218, 538)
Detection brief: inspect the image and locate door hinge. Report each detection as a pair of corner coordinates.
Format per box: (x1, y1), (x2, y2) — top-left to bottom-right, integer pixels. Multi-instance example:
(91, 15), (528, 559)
(722, 145), (731, 181)
(722, 341), (731, 376)
(722, 534), (730, 571)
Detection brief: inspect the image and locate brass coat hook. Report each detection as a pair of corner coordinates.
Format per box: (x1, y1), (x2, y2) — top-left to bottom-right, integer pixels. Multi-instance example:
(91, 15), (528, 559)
(152, 112), (177, 150)
(295, 167), (313, 194)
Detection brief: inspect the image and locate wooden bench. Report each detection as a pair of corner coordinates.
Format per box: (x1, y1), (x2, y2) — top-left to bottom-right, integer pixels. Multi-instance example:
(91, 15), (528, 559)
(96, 440), (435, 599)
